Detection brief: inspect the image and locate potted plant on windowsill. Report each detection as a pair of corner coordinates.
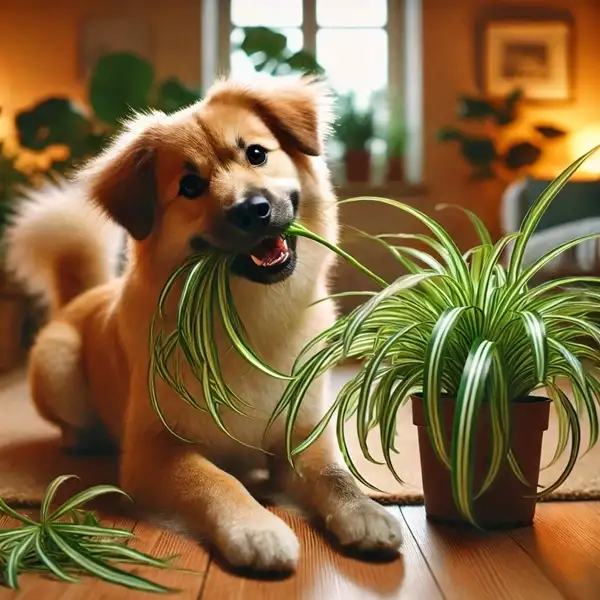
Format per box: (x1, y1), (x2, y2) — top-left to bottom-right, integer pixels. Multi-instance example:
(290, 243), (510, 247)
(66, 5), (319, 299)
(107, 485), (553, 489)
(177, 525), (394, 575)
(268, 149), (600, 529)
(386, 117), (406, 183)
(333, 93), (375, 184)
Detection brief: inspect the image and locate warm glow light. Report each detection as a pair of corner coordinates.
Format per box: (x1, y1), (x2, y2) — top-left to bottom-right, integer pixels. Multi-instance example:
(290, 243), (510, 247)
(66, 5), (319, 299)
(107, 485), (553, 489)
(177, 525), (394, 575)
(571, 124), (600, 178)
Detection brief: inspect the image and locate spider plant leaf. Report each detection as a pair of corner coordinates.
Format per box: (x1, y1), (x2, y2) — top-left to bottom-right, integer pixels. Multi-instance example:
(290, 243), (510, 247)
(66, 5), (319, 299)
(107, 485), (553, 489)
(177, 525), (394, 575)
(44, 529), (174, 593)
(287, 221), (387, 286)
(342, 273), (435, 356)
(34, 529), (79, 583)
(508, 145), (600, 284)
(51, 524), (134, 539)
(335, 375), (387, 493)
(357, 324), (420, 464)
(5, 532), (35, 589)
(78, 542), (176, 569)
(339, 197), (472, 291)
(475, 349), (509, 498)
(424, 306), (478, 468)
(308, 291), (377, 308)
(380, 369), (422, 485)
(549, 338), (598, 452)
(535, 382), (581, 498)
(451, 338), (495, 525)
(376, 232), (454, 270)
(49, 485), (131, 521)
(216, 260), (291, 380)
(40, 475), (78, 522)
(475, 233), (520, 310)
(544, 383), (571, 469)
(518, 233), (600, 289)
(435, 203), (493, 246)
(0, 499), (37, 526)
(518, 311), (548, 383)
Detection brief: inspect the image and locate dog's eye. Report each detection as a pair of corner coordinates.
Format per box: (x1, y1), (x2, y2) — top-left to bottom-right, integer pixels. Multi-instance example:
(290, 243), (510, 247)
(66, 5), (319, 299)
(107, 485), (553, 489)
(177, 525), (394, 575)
(246, 145), (268, 167)
(179, 174), (208, 199)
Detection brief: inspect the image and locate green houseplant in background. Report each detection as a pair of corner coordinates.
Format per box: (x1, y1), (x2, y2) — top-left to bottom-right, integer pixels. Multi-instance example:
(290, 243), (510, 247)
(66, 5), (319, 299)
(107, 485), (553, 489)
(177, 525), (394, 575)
(261, 148), (600, 529)
(333, 93), (375, 184)
(386, 116), (406, 183)
(437, 88), (567, 180)
(14, 52), (202, 177)
(235, 26), (322, 76)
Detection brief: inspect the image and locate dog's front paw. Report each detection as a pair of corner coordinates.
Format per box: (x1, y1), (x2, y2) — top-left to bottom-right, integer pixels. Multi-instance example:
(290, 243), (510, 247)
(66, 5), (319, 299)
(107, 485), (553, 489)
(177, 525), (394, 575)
(326, 499), (403, 553)
(217, 511), (300, 572)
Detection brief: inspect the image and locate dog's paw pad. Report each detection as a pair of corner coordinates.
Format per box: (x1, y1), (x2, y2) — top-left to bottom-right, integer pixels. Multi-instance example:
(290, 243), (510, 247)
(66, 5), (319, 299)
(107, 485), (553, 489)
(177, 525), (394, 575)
(326, 500), (403, 553)
(219, 513), (299, 572)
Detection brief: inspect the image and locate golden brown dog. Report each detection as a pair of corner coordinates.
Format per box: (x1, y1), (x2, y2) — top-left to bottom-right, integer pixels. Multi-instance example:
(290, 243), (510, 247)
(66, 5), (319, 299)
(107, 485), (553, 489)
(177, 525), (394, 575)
(6, 75), (402, 571)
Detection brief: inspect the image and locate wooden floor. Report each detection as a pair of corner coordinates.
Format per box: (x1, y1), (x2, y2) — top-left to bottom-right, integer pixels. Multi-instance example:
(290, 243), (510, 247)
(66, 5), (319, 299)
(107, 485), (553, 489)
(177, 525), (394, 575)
(2, 502), (600, 599)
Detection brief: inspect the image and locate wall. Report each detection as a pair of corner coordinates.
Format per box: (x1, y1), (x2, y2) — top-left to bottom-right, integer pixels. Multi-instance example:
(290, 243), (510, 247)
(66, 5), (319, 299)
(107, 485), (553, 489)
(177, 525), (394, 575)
(0, 0), (202, 143)
(422, 0), (600, 240)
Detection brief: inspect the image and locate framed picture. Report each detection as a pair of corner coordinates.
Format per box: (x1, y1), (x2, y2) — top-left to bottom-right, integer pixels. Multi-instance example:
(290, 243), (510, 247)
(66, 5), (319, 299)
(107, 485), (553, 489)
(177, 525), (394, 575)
(80, 19), (153, 77)
(482, 20), (572, 102)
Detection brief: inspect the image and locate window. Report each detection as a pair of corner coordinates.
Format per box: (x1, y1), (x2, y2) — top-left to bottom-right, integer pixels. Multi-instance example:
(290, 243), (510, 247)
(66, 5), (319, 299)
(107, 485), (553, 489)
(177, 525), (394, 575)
(229, 0), (389, 109)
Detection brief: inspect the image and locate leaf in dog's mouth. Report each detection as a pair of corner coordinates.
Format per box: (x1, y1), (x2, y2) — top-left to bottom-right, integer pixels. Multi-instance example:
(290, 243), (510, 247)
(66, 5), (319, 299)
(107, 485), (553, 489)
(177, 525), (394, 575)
(249, 236), (290, 268)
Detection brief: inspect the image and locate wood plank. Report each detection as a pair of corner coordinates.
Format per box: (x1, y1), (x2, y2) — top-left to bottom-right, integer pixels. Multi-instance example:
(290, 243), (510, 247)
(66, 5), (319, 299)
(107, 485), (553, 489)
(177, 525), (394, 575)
(401, 506), (564, 600)
(0, 514), (209, 600)
(199, 506), (442, 600)
(510, 502), (600, 600)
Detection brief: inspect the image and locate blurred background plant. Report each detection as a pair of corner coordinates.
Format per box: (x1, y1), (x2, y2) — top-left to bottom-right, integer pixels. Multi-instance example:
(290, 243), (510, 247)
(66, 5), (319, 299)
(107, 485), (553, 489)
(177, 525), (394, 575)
(14, 52), (202, 179)
(437, 88), (567, 180)
(333, 92), (376, 183)
(234, 26), (323, 75)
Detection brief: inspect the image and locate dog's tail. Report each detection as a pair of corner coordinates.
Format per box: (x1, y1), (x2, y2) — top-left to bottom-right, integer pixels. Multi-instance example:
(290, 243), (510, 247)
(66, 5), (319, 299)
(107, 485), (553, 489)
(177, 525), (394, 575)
(4, 179), (123, 315)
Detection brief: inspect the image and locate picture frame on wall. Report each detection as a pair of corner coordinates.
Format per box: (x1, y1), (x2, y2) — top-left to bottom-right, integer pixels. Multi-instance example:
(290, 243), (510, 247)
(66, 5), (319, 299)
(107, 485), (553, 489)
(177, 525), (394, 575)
(477, 8), (574, 103)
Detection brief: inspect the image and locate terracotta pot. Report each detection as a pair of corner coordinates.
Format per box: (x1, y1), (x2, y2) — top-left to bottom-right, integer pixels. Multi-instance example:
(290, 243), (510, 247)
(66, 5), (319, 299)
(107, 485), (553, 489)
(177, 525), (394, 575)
(387, 157), (404, 182)
(344, 149), (371, 183)
(412, 395), (550, 529)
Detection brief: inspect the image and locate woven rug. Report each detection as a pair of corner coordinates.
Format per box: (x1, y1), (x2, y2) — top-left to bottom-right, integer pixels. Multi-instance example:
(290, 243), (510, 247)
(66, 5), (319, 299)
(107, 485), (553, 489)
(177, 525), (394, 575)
(1, 366), (599, 508)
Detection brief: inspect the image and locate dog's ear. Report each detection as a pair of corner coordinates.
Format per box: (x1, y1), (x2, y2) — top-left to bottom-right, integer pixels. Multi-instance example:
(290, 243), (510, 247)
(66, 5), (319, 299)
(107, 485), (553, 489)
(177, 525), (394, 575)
(208, 75), (334, 157)
(76, 113), (164, 241)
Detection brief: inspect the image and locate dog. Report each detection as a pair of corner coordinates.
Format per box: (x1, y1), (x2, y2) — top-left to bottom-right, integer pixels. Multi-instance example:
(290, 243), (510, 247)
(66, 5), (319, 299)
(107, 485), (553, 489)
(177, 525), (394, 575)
(6, 75), (402, 571)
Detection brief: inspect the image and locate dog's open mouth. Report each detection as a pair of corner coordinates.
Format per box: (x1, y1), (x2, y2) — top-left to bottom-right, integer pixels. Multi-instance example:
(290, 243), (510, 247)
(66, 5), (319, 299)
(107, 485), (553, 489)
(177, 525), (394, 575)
(249, 235), (290, 268)
(232, 234), (298, 284)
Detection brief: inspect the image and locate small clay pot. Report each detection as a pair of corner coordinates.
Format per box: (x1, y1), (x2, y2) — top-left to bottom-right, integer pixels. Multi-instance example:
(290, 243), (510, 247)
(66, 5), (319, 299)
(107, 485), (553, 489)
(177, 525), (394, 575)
(387, 157), (404, 182)
(412, 395), (550, 529)
(344, 149), (371, 183)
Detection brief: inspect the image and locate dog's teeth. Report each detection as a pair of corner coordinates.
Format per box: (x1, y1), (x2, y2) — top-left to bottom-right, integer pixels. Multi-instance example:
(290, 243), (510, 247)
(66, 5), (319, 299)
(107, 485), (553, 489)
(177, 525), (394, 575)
(250, 255), (263, 266)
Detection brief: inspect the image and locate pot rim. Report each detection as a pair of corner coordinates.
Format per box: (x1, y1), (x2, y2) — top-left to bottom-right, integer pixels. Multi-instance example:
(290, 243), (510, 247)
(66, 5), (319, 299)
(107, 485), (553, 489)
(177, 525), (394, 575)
(412, 393), (551, 404)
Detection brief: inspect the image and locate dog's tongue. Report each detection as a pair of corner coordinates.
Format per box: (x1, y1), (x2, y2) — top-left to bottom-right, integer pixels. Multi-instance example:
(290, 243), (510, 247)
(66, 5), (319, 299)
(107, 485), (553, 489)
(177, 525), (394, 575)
(250, 236), (289, 267)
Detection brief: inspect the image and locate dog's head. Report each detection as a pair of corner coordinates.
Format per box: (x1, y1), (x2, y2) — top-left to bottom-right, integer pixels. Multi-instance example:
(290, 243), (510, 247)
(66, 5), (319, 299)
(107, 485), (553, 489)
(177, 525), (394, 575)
(79, 75), (336, 285)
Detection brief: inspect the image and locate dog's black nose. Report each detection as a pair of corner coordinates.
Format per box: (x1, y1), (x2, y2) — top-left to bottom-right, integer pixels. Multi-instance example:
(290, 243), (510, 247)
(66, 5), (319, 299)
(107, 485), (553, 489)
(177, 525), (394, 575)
(227, 195), (272, 233)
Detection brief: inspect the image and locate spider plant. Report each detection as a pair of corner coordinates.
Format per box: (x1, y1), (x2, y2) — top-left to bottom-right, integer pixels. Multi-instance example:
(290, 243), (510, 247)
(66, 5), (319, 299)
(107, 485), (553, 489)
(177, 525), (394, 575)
(266, 147), (600, 526)
(148, 221), (386, 445)
(0, 475), (180, 592)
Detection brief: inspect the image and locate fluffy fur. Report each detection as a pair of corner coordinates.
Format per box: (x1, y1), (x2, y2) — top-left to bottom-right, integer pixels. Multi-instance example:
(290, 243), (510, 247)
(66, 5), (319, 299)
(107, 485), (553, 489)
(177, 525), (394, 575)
(5, 75), (402, 571)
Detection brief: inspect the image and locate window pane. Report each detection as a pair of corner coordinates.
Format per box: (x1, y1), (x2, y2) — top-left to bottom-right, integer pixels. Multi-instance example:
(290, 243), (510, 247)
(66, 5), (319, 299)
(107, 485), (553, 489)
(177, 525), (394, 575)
(317, 0), (387, 27)
(230, 27), (304, 78)
(317, 28), (388, 106)
(231, 0), (302, 27)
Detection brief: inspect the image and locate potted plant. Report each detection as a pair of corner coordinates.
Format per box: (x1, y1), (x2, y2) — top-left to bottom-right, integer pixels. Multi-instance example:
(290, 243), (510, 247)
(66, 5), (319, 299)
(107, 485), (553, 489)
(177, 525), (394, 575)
(266, 148), (600, 529)
(333, 93), (375, 184)
(386, 117), (406, 183)
(437, 88), (567, 181)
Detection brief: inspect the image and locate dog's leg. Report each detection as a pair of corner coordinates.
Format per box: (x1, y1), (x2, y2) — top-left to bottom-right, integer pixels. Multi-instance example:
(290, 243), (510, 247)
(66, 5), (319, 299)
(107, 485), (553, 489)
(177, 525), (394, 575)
(270, 431), (403, 554)
(29, 321), (114, 455)
(120, 427), (299, 571)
